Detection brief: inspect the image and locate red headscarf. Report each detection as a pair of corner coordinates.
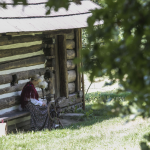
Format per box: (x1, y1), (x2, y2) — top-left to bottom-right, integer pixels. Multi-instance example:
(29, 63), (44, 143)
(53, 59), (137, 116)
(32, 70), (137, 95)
(21, 82), (39, 108)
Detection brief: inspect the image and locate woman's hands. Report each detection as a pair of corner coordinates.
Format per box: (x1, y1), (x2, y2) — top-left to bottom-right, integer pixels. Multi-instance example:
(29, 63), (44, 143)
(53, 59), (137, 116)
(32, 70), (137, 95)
(42, 102), (46, 106)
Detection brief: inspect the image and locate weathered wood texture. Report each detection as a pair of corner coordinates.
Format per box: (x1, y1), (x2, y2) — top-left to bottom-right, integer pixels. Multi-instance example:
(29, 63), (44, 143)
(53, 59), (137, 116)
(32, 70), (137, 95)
(0, 90), (50, 110)
(82, 69), (85, 110)
(0, 44), (43, 58)
(5, 32), (42, 36)
(43, 47), (54, 56)
(60, 102), (82, 113)
(68, 82), (75, 94)
(0, 35), (43, 46)
(49, 73), (55, 96)
(0, 81), (50, 95)
(57, 93), (82, 108)
(8, 119), (30, 133)
(46, 59), (75, 70)
(68, 70), (76, 83)
(0, 83), (25, 95)
(0, 68), (46, 85)
(4, 29), (73, 37)
(79, 29), (82, 91)
(66, 30), (74, 40)
(66, 40), (75, 49)
(75, 29), (82, 92)
(67, 50), (75, 59)
(0, 55), (45, 71)
(0, 96), (20, 110)
(44, 29), (73, 37)
(58, 35), (68, 98)
(42, 38), (53, 44)
(54, 35), (60, 98)
(67, 60), (76, 70)
(7, 115), (30, 126)
(44, 44), (54, 49)
(0, 110), (30, 122)
(45, 58), (55, 67)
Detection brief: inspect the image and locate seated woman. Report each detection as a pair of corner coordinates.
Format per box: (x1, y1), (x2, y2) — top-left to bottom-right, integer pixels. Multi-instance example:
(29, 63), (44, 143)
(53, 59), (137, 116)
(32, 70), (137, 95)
(20, 74), (51, 131)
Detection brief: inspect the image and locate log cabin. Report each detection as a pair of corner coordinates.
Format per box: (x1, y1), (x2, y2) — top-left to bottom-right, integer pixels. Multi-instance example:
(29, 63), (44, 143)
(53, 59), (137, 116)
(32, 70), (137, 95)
(0, 0), (101, 132)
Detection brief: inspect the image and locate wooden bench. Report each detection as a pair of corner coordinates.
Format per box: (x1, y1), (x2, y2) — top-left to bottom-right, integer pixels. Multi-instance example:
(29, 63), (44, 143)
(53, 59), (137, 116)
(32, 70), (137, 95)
(0, 110), (30, 133)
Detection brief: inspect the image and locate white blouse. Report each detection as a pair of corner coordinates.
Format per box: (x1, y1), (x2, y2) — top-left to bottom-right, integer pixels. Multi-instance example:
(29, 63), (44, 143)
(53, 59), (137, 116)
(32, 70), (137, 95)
(30, 98), (43, 106)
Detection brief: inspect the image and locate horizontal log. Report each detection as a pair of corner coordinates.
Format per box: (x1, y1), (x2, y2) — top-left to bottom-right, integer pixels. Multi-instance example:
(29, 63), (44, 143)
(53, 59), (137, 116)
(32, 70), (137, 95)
(67, 50), (75, 59)
(0, 96), (20, 110)
(0, 68), (46, 85)
(68, 82), (75, 94)
(67, 60), (76, 70)
(60, 102), (82, 113)
(0, 83), (25, 95)
(0, 81), (50, 96)
(0, 55), (45, 71)
(5, 29), (73, 37)
(7, 115), (30, 126)
(68, 70), (76, 83)
(6, 32), (42, 36)
(0, 90), (50, 110)
(57, 93), (82, 108)
(66, 30), (74, 40)
(66, 40), (75, 49)
(8, 119), (31, 133)
(44, 29), (73, 37)
(0, 44), (43, 59)
(0, 35), (43, 46)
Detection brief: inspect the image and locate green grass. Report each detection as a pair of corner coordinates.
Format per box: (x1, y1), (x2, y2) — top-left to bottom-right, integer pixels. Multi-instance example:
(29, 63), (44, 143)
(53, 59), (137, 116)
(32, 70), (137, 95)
(85, 91), (130, 102)
(0, 93), (150, 150)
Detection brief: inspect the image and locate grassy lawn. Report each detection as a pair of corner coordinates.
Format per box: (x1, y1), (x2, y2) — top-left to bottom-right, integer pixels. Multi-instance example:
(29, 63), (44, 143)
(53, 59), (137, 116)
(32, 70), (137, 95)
(0, 94), (150, 150)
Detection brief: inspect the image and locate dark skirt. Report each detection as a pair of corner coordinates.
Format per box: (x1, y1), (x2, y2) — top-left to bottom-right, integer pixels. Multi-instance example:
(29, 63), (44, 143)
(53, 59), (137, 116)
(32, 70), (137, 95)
(25, 102), (51, 131)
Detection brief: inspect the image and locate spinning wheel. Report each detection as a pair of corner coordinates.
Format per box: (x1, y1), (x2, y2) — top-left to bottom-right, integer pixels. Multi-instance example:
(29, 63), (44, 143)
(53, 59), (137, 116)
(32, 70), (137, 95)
(47, 100), (63, 129)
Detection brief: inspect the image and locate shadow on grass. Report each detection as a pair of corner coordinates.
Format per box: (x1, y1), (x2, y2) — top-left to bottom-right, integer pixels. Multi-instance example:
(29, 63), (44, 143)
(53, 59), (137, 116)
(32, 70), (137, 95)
(62, 104), (118, 130)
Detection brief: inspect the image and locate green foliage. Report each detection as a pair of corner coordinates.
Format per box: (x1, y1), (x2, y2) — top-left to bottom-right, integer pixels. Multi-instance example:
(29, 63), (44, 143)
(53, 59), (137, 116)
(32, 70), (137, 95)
(85, 109), (93, 117)
(82, 0), (150, 124)
(85, 91), (130, 102)
(45, 0), (70, 15)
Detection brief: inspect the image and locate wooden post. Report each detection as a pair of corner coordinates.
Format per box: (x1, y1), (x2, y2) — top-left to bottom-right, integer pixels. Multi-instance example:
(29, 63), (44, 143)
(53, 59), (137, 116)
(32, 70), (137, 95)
(54, 35), (60, 98)
(82, 71), (85, 110)
(79, 28), (82, 91)
(75, 28), (82, 92)
(79, 28), (85, 110)
(57, 35), (68, 98)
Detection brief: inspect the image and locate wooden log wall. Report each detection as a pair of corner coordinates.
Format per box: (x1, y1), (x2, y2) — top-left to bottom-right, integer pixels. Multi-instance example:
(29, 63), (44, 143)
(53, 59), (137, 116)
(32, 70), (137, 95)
(0, 32), (47, 115)
(0, 29), (83, 116)
(44, 29), (82, 113)
(66, 30), (76, 95)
